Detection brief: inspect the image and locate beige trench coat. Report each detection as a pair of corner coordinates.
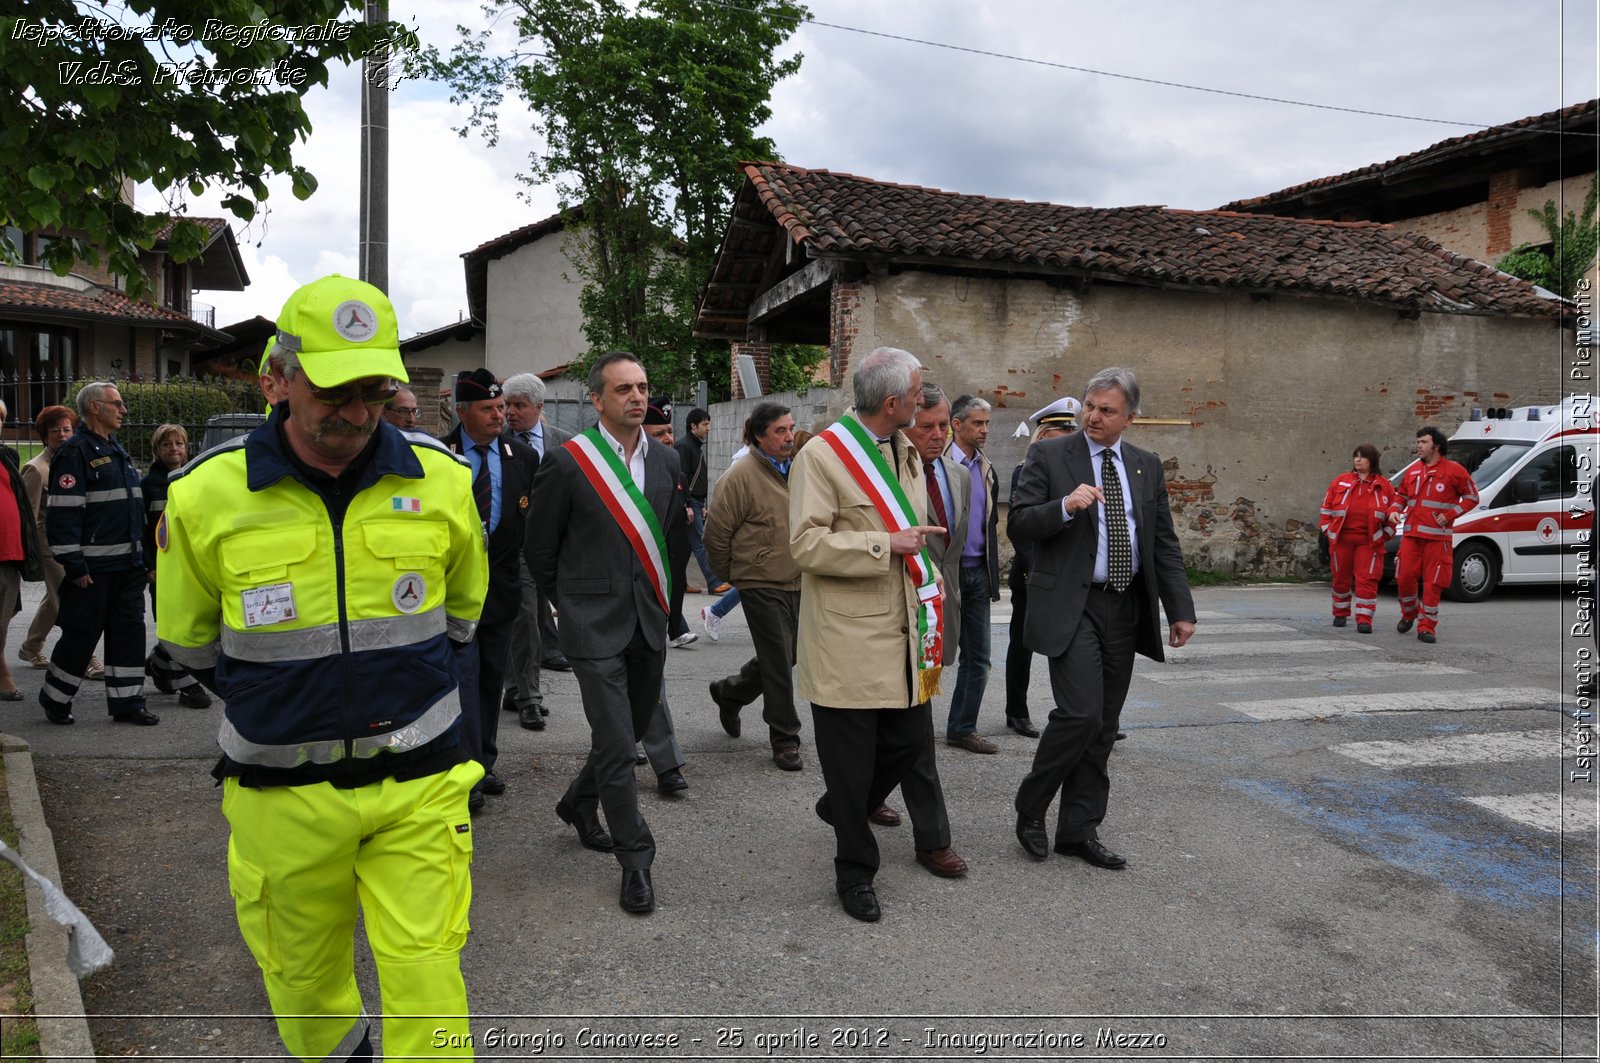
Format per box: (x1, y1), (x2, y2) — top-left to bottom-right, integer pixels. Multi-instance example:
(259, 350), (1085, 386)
(789, 422), (939, 709)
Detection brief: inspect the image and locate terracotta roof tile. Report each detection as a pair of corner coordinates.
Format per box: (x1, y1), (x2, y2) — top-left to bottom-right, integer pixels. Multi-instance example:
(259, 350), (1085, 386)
(734, 161), (1558, 318)
(1220, 98), (1599, 212)
(0, 278), (202, 328)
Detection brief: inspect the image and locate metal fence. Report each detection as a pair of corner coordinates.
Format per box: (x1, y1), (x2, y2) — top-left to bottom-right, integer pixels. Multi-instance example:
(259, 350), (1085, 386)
(1, 374), (264, 466)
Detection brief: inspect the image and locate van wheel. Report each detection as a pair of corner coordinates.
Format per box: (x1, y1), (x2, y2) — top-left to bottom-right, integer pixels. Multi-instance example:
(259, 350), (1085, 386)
(1448, 541), (1499, 603)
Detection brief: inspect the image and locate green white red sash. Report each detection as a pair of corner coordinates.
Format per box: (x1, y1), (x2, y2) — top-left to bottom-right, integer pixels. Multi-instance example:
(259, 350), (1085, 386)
(819, 411), (945, 701)
(564, 429), (671, 613)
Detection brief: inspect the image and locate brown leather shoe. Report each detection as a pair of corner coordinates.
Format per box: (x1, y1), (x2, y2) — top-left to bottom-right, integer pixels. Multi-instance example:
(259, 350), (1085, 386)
(916, 847), (968, 877)
(946, 732), (999, 754)
(772, 746), (803, 771)
(869, 804), (902, 827)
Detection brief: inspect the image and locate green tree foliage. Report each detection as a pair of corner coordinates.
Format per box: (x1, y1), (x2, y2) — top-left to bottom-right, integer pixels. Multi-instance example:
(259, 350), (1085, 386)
(421, 0), (807, 398)
(1495, 174), (1600, 301)
(1, 2), (417, 299)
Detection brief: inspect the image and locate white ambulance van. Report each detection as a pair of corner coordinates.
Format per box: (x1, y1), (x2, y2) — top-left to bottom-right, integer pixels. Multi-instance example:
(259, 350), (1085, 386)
(1403, 396), (1599, 601)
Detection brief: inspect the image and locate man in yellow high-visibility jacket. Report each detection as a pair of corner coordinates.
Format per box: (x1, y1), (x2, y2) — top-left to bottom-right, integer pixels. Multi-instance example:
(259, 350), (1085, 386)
(158, 275), (488, 1061)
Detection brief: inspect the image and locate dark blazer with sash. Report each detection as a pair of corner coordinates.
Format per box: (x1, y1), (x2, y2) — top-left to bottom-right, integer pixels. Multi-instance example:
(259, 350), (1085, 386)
(1007, 430), (1195, 663)
(441, 427), (538, 627)
(526, 432), (683, 658)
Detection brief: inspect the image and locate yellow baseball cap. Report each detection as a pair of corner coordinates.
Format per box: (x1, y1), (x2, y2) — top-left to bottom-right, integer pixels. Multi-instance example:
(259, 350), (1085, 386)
(274, 274), (409, 387)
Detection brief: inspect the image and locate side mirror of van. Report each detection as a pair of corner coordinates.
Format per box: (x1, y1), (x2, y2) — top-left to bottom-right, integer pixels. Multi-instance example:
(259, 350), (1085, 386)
(1513, 476), (1540, 504)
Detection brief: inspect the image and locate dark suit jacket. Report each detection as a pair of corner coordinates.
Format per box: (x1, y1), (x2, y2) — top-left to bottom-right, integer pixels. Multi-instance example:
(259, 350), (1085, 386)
(924, 453), (971, 654)
(526, 432), (683, 658)
(441, 427), (538, 626)
(944, 442), (1002, 600)
(1008, 431), (1195, 663)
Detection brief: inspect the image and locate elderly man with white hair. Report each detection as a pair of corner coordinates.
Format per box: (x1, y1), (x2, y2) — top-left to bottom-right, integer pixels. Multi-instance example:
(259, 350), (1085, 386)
(501, 371), (574, 729)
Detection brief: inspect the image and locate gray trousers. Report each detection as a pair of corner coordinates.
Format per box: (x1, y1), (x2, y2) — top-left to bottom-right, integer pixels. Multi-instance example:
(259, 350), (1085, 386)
(639, 682), (686, 775)
(564, 624), (664, 870)
(505, 557), (544, 710)
(711, 586), (803, 749)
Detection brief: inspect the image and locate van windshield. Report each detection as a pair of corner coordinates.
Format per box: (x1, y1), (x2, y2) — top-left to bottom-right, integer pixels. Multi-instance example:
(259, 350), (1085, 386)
(1389, 439), (1532, 495)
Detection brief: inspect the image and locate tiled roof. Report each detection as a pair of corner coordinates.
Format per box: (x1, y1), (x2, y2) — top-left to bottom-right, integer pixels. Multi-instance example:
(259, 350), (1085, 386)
(696, 162), (1559, 333)
(0, 277), (204, 329)
(152, 216), (229, 243)
(462, 208), (584, 325)
(1220, 98), (1599, 212)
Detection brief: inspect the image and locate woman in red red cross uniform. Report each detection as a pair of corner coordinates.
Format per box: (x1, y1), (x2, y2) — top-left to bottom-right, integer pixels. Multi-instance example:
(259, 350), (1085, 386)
(1319, 443), (1399, 633)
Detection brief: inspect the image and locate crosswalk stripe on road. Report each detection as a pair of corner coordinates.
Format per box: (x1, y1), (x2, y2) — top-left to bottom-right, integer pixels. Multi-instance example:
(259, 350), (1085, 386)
(1225, 688), (1562, 722)
(1331, 729), (1568, 768)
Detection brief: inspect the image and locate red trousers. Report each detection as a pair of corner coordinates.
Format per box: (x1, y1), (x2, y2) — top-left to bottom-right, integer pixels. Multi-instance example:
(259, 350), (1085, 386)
(1329, 534), (1383, 623)
(1396, 536), (1451, 635)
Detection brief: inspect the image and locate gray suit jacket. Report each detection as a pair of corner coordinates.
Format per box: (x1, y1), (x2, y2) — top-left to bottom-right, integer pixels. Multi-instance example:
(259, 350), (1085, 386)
(923, 453), (970, 654)
(1007, 431), (1195, 662)
(525, 433), (683, 658)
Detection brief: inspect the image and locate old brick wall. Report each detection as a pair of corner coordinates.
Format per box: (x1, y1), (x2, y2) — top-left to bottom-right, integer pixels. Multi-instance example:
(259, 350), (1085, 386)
(833, 271), (1565, 577)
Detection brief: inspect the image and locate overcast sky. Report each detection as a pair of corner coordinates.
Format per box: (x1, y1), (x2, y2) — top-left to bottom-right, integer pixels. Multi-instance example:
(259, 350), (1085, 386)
(179, 0), (1600, 337)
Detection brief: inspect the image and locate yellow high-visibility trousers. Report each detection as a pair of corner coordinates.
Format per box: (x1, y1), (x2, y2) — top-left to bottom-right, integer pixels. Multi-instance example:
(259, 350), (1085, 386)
(222, 760), (483, 1061)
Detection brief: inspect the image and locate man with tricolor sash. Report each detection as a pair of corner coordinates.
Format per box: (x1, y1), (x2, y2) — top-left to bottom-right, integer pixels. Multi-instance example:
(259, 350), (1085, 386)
(790, 346), (948, 923)
(526, 351), (683, 915)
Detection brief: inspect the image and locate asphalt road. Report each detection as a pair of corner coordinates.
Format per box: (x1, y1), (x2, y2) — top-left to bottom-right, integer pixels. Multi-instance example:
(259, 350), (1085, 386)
(9, 580), (1595, 1061)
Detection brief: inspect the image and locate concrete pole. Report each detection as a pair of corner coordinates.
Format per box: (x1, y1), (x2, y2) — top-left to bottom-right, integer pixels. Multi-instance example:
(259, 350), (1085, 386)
(359, 1), (389, 292)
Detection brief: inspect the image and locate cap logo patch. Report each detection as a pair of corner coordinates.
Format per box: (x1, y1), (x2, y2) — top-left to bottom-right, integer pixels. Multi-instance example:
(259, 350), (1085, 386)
(333, 300), (379, 343)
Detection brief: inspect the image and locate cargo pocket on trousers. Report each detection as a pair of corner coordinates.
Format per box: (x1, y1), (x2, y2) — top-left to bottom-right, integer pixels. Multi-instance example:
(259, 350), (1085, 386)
(441, 816), (474, 950)
(227, 852), (282, 976)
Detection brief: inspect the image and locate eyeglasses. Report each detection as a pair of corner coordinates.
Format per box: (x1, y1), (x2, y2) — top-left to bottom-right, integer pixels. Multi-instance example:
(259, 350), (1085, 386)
(306, 383), (400, 407)
(389, 406), (419, 417)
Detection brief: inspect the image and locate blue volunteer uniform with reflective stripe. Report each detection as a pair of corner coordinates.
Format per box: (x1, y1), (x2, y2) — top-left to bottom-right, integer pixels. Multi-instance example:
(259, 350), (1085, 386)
(41, 426), (149, 716)
(157, 407), (489, 789)
(45, 427), (143, 578)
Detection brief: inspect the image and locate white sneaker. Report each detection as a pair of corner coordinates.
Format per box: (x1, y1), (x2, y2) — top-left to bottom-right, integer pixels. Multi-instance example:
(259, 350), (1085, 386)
(670, 631), (699, 648)
(701, 606), (722, 642)
(85, 655), (105, 680)
(17, 648), (48, 669)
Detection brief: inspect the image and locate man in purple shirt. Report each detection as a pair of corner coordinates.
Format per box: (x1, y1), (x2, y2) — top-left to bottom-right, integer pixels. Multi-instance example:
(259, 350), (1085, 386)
(944, 395), (1002, 753)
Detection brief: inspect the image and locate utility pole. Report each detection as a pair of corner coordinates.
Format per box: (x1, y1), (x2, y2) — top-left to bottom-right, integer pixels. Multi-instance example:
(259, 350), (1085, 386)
(359, 1), (389, 292)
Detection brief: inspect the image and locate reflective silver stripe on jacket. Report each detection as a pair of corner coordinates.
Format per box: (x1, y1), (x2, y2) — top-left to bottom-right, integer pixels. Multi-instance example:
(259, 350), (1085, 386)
(149, 499), (166, 513)
(220, 606), (447, 663)
(1419, 499), (1459, 510)
(163, 638), (220, 670)
(447, 614), (478, 642)
(217, 688), (462, 768)
(47, 495), (86, 508)
(52, 542), (136, 556)
(85, 488), (139, 503)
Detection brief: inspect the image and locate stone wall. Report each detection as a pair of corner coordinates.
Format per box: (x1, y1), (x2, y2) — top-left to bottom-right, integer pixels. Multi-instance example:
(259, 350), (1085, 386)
(820, 269), (1565, 577)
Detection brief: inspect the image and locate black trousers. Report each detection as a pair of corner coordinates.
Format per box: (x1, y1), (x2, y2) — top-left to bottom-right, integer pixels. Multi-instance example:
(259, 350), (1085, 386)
(565, 623), (664, 871)
(812, 701), (930, 887)
(43, 568), (146, 715)
(894, 705), (951, 852)
(1014, 584), (1139, 844)
(146, 584), (199, 692)
(1003, 566), (1036, 719)
(713, 586), (802, 748)
(455, 619), (513, 781)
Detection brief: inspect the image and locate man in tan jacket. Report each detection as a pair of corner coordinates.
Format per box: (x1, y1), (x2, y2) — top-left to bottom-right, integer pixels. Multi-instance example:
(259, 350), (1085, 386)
(790, 347), (946, 923)
(704, 401), (805, 771)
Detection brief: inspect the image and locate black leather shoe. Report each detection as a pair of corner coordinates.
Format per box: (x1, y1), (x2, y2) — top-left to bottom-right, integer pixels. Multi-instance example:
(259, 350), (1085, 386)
(178, 686), (212, 709)
(657, 768), (688, 795)
(40, 690), (73, 726)
(772, 745), (803, 771)
(555, 798), (614, 852)
(519, 705), (546, 730)
(1417, 631), (1436, 644)
(1396, 618), (1414, 634)
(481, 772), (506, 796)
(467, 788), (485, 815)
(838, 882), (880, 922)
(1332, 616), (1347, 627)
(111, 706), (160, 726)
(144, 656), (174, 695)
(1006, 716), (1040, 738)
(543, 655), (573, 672)
(711, 679), (742, 737)
(1056, 838), (1127, 869)
(1016, 814), (1049, 861)
(501, 691), (519, 713)
(1356, 622), (1372, 634)
(620, 869), (655, 913)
